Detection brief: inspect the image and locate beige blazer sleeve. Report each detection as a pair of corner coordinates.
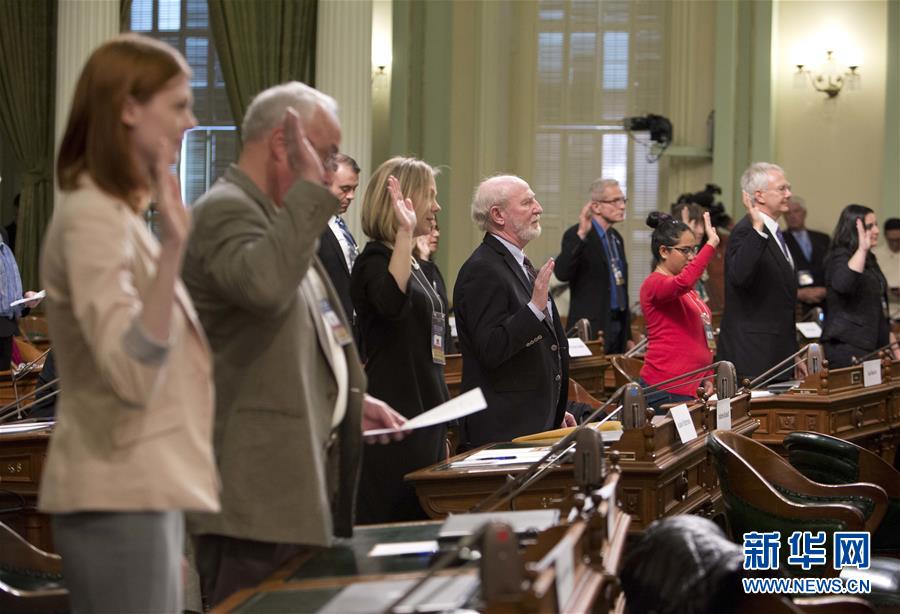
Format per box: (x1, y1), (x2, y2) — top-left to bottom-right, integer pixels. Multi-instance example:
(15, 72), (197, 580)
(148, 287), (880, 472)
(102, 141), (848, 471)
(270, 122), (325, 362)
(59, 192), (170, 408)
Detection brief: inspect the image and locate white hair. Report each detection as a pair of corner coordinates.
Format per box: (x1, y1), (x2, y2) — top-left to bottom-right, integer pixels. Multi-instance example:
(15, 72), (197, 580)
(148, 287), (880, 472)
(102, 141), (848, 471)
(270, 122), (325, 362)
(740, 162), (784, 195)
(590, 178), (620, 195)
(241, 81), (339, 143)
(470, 175), (528, 232)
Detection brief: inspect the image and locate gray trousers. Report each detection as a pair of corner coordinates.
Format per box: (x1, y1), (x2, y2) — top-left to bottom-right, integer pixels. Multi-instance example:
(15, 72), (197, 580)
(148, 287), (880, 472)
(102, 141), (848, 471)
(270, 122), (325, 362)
(52, 511), (184, 614)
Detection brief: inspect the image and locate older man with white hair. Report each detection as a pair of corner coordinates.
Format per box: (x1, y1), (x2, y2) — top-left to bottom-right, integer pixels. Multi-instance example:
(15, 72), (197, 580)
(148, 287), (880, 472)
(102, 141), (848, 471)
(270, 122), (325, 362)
(182, 82), (405, 605)
(453, 175), (574, 449)
(717, 162), (801, 382)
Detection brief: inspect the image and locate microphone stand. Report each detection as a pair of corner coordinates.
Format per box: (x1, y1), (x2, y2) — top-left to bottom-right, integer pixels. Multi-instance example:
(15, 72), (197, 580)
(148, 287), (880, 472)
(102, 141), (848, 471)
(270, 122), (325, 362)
(0, 377), (60, 424)
(747, 345), (813, 390)
(854, 340), (900, 364)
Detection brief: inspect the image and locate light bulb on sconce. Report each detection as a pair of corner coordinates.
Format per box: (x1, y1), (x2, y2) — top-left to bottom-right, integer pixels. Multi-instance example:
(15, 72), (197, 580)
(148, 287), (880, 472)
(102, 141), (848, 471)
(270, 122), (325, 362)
(794, 49), (861, 98)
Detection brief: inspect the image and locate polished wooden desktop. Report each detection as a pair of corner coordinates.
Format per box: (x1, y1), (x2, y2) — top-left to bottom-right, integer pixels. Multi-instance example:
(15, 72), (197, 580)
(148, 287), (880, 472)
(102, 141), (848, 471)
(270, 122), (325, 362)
(406, 393), (757, 534)
(749, 357), (899, 463)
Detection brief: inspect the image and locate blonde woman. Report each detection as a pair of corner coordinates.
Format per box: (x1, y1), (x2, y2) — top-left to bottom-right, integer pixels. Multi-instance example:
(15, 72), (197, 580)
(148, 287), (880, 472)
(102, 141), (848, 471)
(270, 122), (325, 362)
(351, 157), (448, 523)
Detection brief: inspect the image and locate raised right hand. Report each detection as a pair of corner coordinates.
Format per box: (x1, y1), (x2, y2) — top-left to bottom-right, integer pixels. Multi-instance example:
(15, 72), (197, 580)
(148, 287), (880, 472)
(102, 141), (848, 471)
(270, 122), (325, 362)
(855, 218), (872, 253)
(387, 175), (417, 235)
(153, 138), (190, 252)
(531, 258), (555, 312)
(741, 191), (765, 232)
(702, 211), (720, 248)
(576, 202), (593, 239)
(283, 107), (327, 187)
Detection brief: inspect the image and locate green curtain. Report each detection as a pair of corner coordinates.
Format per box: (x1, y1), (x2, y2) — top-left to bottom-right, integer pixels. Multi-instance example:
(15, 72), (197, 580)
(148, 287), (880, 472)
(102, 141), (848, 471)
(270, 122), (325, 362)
(0, 0), (57, 291)
(208, 0), (317, 138)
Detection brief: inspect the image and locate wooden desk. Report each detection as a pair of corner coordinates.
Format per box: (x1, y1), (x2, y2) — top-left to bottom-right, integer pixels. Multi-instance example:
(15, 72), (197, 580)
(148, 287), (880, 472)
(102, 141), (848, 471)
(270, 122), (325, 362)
(749, 359), (899, 462)
(406, 394), (757, 534)
(444, 341), (609, 401)
(0, 428), (53, 552)
(219, 493), (631, 613)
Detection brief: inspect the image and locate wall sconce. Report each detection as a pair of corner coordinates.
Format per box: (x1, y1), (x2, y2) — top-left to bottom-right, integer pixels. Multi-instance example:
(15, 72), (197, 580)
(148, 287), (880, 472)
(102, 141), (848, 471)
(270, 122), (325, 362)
(794, 50), (860, 98)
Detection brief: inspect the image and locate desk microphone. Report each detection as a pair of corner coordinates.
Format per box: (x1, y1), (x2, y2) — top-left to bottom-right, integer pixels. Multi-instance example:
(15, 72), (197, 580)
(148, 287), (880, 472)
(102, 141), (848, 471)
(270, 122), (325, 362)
(573, 427), (605, 490)
(716, 361), (736, 399)
(621, 383), (647, 429)
(806, 342), (824, 374)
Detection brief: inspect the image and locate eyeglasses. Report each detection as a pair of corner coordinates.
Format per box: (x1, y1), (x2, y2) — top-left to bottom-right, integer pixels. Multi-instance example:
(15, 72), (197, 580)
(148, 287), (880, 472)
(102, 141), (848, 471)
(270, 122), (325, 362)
(668, 245), (700, 257)
(593, 197), (628, 206)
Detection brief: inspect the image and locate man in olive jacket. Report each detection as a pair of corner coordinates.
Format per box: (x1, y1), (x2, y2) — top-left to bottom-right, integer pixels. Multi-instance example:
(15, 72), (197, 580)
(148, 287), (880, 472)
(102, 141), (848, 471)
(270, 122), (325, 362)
(182, 82), (405, 606)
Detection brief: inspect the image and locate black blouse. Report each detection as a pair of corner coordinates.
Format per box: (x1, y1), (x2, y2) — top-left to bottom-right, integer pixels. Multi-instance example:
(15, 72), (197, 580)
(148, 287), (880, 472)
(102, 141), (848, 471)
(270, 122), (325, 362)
(350, 240), (449, 523)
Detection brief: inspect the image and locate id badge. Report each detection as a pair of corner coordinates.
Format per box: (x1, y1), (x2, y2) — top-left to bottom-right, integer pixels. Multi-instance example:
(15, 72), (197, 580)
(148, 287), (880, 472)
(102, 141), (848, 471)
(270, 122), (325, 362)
(612, 264), (625, 286)
(797, 269), (814, 287)
(701, 312), (716, 352)
(431, 312), (446, 365)
(319, 299), (353, 346)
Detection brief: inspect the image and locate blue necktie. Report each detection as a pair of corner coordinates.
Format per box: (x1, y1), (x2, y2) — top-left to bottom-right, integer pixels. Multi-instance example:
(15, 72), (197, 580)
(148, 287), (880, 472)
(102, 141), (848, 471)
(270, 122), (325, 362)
(335, 217), (358, 269)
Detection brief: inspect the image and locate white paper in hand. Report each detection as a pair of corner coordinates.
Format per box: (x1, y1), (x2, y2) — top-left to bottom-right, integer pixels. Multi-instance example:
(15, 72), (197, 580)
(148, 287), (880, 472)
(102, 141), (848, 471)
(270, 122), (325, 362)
(10, 290), (45, 307)
(363, 388), (487, 437)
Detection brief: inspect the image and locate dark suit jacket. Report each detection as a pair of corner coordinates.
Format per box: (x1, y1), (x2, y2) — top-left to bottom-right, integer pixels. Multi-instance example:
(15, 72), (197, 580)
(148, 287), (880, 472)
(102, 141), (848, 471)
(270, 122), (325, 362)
(717, 215), (798, 381)
(454, 233), (568, 447)
(317, 225), (353, 323)
(554, 223), (630, 350)
(784, 228), (830, 288)
(822, 248), (890, 357)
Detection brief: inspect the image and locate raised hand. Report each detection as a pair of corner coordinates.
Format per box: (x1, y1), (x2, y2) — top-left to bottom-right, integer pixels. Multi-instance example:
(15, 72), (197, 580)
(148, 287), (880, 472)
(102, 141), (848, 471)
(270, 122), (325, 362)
(855, 218), (871, 253)
(153, 138), (190, 251)
(576, 201), (593, 239)
(702, 211), (720, 248)
(531, 258), (555, 312)
(387, 175), (417, 235)
(742, 190), (765, 232)
(283, 107), (327, 187)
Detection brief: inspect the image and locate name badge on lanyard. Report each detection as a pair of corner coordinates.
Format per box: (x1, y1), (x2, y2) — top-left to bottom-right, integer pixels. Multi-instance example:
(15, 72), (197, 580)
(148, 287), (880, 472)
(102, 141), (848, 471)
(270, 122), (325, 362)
(431, 312), (446, 365)
(702, 311), (716, 352)
(612, 262), (625, 286)
(319, 299), (353, 346)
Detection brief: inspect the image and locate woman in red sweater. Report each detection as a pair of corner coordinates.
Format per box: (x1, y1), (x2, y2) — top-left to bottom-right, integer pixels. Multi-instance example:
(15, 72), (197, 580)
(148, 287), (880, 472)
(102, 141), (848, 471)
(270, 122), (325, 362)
(639, 210), (720, 411)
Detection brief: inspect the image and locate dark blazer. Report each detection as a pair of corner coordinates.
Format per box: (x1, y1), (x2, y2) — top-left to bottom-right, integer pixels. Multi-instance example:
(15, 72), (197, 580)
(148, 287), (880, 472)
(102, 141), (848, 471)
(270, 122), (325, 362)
(717, 215), (798, 381)
(821, 248), (890, 366)
(454, 233), (569, 448)
(317, 226), (353, 324)
(784, 228), (830, 287)
(554, 223), (630, 349)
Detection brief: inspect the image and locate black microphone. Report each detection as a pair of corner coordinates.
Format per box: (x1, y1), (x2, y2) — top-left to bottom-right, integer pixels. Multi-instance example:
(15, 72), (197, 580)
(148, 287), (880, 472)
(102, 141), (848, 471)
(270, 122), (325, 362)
(621, 382), (647, 429)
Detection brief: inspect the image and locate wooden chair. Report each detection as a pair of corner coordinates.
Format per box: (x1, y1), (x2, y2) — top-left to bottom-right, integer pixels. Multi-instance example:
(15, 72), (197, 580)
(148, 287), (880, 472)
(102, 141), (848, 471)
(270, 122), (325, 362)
(707, 430), (888, 576)
(610, 355), (642, 387)
(0, 520), (68, 612)
(784, 431), (900, 552)
(568, 378), (601, 409)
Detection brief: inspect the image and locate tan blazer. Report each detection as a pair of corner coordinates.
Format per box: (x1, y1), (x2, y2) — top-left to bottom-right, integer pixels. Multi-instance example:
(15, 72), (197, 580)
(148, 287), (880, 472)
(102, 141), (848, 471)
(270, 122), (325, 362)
(182, 166), (363, 547)
(38, 177), (219, 513)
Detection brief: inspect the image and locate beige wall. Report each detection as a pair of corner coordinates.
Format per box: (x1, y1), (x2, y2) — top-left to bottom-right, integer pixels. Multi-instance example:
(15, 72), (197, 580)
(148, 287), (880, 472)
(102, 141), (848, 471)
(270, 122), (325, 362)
(773, 0), (888, 234)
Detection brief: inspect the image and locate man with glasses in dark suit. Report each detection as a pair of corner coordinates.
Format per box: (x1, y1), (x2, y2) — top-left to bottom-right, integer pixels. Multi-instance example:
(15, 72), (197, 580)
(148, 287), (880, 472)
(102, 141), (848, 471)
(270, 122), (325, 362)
(555, 178), (632, 353)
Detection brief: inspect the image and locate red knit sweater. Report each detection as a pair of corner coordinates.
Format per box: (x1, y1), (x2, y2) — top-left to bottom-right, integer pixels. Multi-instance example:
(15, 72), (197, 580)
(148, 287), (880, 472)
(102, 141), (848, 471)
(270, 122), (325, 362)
(639, 244), (716, 397)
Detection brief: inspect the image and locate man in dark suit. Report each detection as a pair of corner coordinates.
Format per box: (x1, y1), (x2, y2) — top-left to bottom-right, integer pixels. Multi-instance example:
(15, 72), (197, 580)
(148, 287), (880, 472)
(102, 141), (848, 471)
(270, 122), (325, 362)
(454, 175), (574, 448)
(783, 195), (830, 313)
(718, 162), (804, 383)
(317, 153), (360, 322)
(555, 178), (631, 353)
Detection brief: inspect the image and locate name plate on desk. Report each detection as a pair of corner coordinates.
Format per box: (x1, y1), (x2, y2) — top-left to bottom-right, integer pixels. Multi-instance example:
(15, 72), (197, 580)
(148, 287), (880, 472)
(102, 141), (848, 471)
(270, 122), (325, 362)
(536, 533), (576, 613)
(863, 359), (882, 387)
(716, 398), (732, 430)
(669, 404), (697, 443)
(796, 322), (822, 339)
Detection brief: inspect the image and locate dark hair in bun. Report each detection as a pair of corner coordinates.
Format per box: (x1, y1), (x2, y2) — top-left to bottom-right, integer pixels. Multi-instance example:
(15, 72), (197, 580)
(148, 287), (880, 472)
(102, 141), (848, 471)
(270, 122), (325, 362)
(646, 211), (690, 266)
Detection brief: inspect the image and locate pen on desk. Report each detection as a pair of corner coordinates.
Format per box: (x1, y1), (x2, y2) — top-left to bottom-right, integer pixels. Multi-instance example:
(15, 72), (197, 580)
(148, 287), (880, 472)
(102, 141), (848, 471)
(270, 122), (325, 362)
(470, 456), (517, 461)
